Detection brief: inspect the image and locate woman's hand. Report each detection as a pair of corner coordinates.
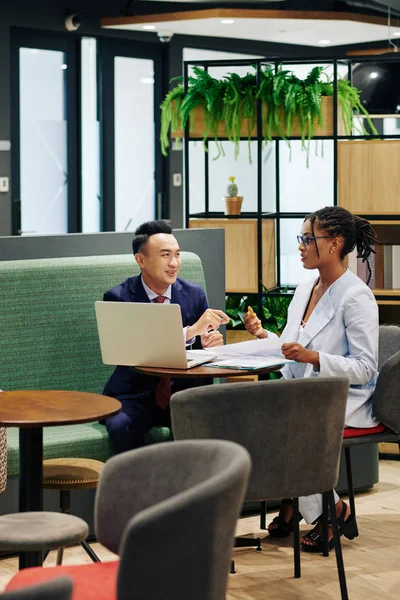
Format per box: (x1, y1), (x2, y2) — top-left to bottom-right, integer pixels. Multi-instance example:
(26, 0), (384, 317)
(281, 343), (320, 369)
(244, 306), (268, 339)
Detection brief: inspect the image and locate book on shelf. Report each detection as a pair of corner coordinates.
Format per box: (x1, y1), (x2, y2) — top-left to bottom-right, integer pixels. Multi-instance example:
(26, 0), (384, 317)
(383, 246), (392, 289)
(375, 245), (384, 289)
(393, 246), (400, 289)
(347, 245), (399, 290)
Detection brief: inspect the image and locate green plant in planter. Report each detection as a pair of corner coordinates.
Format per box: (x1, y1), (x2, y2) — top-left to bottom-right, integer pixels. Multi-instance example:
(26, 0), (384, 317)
(226, 288), (294, 334)
(160, 64), (377, 164)
(256, 65), (326, 165)
(222, 70), (257, 161)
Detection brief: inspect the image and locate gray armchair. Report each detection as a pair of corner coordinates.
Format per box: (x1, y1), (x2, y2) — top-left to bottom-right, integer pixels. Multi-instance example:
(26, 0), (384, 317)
(6, 439), (251, 600)
(378, 324), (400, 370)
(97, 439), (251, 600)
(343, 341), (400, 532)
(171, 377), (350, 599)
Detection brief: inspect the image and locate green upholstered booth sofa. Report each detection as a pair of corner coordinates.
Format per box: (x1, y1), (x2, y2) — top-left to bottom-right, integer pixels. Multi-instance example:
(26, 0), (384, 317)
(0, 252), (207, 521)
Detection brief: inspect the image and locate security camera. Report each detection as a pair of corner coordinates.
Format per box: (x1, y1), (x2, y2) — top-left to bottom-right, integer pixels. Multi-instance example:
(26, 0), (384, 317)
(65, 14), (82, 32)
(157, 30), (173, 43)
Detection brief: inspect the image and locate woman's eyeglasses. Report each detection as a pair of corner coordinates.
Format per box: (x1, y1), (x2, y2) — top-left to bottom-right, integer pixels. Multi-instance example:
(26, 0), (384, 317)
(297, 235), (333, 246)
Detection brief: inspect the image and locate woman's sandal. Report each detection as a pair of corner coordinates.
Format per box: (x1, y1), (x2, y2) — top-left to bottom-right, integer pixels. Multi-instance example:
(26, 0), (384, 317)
(301, 501), (358, 553)
(268, 499), (299, 538)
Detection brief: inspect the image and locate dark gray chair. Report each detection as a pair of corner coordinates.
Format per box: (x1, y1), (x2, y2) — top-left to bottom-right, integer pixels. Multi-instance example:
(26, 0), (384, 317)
(2, 577), (73, 599)
(100, 439), (251, 600)
(343, 344), (400, 533)
(171, 377), (350, 599)
(7, 440), (251, 600)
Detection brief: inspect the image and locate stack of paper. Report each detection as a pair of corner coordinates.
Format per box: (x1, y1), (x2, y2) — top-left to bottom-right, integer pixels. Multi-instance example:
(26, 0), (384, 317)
(205, 337), (294, 370)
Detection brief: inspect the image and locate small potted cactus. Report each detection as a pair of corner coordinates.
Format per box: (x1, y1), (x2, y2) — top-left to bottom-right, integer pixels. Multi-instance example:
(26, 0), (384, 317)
(223, 177), (243, 215)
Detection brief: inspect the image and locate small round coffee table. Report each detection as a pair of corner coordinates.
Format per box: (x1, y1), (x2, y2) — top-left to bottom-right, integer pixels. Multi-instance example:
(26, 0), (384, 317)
(134, 364), (282, 378)
(0, 390), (121, 569)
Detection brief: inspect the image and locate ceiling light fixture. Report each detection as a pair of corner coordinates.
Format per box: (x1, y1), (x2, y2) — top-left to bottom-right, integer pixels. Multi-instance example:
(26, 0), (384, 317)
(142, 25), (156, 30)
(221, 19), (235, 24)
(318, 39), (331, 46)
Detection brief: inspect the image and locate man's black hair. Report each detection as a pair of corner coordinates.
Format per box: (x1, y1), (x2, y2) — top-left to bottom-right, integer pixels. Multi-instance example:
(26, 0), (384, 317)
(132, 220), (173, 255)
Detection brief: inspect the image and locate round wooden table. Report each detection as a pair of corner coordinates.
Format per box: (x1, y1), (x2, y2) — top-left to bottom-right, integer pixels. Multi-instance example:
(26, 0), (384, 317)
(134, 364), (282, 378)
(0, 390), (121, 569)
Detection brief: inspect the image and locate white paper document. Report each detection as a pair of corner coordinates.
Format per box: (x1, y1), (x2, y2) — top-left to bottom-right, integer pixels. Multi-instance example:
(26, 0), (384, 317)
(204, 337), (294, 370)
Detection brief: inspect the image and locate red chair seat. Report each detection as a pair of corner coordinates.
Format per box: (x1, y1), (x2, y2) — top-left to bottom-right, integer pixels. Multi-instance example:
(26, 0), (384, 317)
(6, 560), (119, 600)
(343, 423), (386, 439)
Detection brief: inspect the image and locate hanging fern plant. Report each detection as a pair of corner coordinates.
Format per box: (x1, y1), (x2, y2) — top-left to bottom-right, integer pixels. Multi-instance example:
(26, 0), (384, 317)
(160, 83), (184, 157)
(160, 64), (377, 164)
(222, 71), (257, 162)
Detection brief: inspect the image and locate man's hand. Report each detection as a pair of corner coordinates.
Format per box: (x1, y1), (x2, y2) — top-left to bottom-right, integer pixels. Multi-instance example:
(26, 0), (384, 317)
(281, 342), (320, 369)
(201, 330), (224, 348)
(187, 309), (229, 340)
(244, 306), (267, 339)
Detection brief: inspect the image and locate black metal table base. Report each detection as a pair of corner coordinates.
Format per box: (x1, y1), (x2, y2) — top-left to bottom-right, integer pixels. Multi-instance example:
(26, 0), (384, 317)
(19, 427), (43, 570)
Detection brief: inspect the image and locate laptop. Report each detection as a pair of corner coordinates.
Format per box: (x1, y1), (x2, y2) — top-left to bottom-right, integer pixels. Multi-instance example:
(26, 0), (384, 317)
(94, 301), (217, 369)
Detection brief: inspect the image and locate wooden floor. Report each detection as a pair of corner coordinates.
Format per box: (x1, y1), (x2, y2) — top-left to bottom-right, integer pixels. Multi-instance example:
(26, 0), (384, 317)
(1, 460), (400, 599)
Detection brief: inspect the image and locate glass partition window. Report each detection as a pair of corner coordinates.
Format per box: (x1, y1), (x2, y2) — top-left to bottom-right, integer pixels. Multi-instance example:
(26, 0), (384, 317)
(188, 141), (205, 214)
(19, 48), (68, 234)
(114, 56), (155, 232)
(279, 140), (334, 213)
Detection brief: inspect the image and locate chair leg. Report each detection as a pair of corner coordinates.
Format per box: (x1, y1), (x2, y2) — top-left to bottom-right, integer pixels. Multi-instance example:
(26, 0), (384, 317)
(322, 492), (329, 557)
(56, 547), (64, 566)
(230, 560), (236, 574)
(234, 537), (262, 551)
(59, 489), (101, 563)
(344, 447), (359, 537)
(260, 500), (267, 530)
(80, 540), (101, 562)
(292, 497), (301, 578)
(328, 490), (349, 600)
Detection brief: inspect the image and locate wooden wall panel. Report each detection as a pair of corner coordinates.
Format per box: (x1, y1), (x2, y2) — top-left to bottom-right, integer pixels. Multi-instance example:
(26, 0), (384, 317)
(338, 140), (400, 214)
(189, 218), (276, 293)
(262, 219), (276, 290)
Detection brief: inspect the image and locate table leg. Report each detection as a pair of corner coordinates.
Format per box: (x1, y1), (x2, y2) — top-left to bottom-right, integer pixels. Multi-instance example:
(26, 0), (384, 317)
(19, 428), (43, 569)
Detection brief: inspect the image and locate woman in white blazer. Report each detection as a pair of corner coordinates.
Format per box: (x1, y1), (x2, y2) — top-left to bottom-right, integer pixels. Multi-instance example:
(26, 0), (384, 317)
(244, 206), (379, 553)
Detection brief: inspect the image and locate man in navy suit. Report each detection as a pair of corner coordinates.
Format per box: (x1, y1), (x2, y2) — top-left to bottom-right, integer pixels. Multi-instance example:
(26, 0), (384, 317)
(103, 220), (229, 453)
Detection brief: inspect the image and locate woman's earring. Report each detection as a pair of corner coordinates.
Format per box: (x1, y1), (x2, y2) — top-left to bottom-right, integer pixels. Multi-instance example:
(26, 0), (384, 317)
(329, 249), (333, 254)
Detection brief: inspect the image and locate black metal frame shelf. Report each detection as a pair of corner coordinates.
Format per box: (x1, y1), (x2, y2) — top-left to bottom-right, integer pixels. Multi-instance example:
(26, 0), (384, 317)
(182, 54), (400, 314)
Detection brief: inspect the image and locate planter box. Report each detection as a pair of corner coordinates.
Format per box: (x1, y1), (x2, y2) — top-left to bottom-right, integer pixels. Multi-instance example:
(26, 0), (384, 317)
(172, 96), (338, 140)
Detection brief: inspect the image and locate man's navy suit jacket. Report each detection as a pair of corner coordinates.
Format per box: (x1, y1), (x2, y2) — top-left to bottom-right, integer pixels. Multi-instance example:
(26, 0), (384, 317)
(102, 275), (208, 401)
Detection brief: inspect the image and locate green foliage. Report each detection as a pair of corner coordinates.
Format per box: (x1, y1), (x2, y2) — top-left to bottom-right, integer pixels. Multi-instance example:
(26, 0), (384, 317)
(160, 64), (378, 164)
(160, 83), (185, 157)
(337, 79), (378, 136)
(225, 289), (294, 334)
